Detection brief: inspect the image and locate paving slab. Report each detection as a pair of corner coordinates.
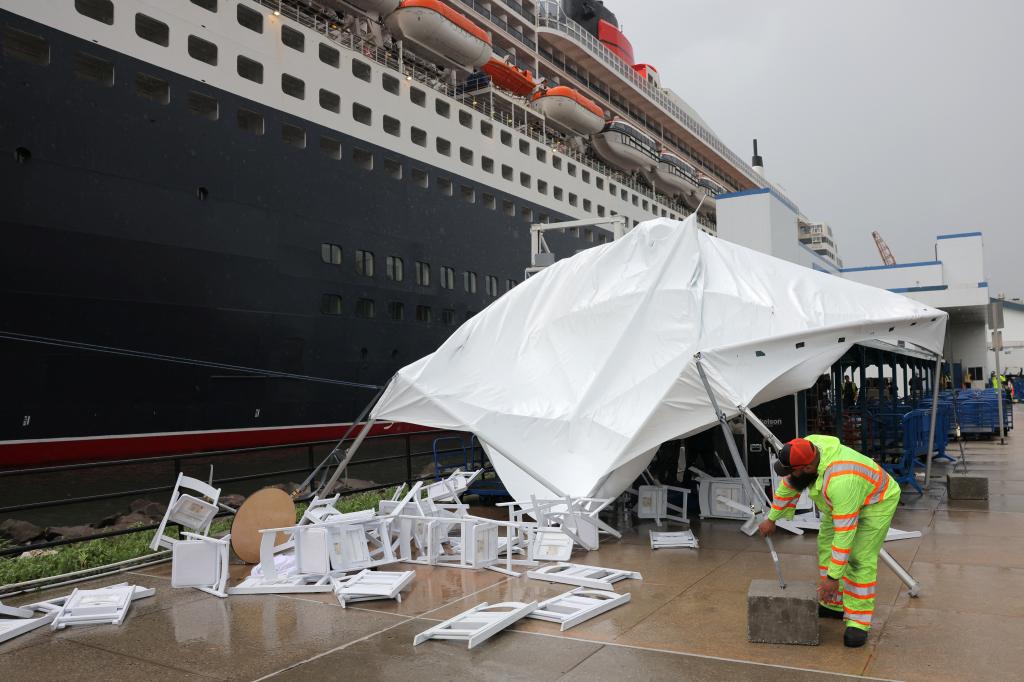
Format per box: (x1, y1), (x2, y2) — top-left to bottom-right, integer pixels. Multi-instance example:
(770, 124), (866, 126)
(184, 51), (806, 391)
(913, 529), (1024, 569)
(60, 590), (408, 681)
(865, 605), (1024, 682)
(1, 570), (211, 654)
(0, 638), (210, 682)
(554, 641), (875, 682)
(612, 585), (889, 676)
(267, 618), (602, 681)
(929, 508), (1024, 538)
(891, 560), (1024, 618)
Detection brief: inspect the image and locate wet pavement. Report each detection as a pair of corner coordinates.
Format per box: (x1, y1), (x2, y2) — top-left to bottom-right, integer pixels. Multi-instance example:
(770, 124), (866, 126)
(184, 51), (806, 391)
(3, 409), (1023, 680)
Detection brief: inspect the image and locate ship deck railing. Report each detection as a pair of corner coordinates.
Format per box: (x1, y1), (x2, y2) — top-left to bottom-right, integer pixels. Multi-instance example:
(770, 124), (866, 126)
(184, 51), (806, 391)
(249, 0), (714, 231)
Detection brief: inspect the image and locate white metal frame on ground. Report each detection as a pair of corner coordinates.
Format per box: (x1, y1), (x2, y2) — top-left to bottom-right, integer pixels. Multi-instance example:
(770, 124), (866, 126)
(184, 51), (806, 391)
(527, 563), (642, 590)
(331, 569), (415, 608)
(527, 587), (631, 631)
(413, 601), (538, 649)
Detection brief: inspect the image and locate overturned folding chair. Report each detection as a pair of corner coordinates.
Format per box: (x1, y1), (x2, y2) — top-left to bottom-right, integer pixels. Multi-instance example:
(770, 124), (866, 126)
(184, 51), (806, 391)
(171, 532), (231, 598)
(628, 470), (690, 527)
(528, 587), (630, 631)
(149, 472), (221, 551)
(414, 601), (537, 649)
(50, 584), (155, 631)
(528, 562), (642, 590)
(331, 569), (415, 608)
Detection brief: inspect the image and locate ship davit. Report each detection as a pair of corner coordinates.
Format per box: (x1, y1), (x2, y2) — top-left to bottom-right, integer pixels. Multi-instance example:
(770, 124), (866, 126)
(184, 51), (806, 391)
(647, 151), (699, 201)
(695, 176), (724, 217)
(481, 56), (536, 96)
(530, 86), (604, 136)
(590, 119), (659, 172)
(385, 0), (492, 71)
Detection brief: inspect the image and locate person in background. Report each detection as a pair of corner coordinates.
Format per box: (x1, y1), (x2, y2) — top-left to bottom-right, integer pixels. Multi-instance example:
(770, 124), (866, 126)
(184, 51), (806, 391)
(842, 376), (857, 406)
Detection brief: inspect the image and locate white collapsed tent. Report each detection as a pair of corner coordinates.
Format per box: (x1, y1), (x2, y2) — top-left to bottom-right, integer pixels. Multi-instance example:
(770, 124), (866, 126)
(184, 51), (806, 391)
(370, 216), (947, 503)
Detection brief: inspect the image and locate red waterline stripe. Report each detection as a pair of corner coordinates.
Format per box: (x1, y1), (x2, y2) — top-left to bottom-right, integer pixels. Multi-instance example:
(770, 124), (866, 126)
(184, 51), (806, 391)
(0, 422), (433, 468)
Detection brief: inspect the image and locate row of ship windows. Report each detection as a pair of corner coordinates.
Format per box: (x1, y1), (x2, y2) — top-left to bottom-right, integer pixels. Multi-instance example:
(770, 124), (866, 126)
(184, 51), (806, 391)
(320, 296), (475, 326)
(321, 246), (517, 296)
(68, 0), (677, 220)
(3, 30), (621, 239)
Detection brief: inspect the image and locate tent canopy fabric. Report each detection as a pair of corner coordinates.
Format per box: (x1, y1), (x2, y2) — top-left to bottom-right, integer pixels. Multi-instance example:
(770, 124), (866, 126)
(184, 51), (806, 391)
(371, 216), (947, 503)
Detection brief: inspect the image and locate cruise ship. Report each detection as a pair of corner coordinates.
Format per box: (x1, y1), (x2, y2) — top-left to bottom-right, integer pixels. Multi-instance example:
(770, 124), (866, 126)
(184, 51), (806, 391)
(0, 0), (798, 466)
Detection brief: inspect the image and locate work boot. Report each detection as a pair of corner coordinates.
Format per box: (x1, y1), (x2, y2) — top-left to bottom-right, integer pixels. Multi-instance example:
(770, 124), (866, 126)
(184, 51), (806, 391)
(818, 605), (843, 619)
(844, 627), (868, 648)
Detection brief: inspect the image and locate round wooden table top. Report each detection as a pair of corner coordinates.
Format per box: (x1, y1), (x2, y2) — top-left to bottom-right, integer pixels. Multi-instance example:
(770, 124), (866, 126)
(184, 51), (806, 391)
(230, 487), (296, 564)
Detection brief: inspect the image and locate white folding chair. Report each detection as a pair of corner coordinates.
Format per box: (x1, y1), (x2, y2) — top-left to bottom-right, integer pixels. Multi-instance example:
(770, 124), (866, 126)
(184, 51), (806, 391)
(528, 587), (630, 631)
(528, 562), (642, 590)
(149, 473), (221, 551)
(50, 584), (155, 630)
(171, 532), (231, 598)
(414, 601), (537, 649)
(331, 569), (415, 607)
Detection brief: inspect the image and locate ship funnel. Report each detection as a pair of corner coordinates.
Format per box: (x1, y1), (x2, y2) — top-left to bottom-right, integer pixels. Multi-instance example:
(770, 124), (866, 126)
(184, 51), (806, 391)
(752, 139), (765, 176)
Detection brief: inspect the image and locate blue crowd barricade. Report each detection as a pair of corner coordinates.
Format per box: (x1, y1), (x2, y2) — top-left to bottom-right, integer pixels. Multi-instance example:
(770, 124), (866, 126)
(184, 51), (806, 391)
(879, 410), (927, 494)
(1013, 378), (1024, 403)
(432, 436), (470, 479)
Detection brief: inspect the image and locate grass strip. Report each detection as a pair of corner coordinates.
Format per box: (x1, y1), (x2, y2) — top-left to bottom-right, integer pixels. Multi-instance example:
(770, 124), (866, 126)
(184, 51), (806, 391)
(0, 487), (395, 587)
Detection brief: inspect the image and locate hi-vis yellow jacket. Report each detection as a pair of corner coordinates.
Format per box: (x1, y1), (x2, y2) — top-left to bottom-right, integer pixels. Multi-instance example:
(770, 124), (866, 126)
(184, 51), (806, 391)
(766, 435), (899, 580)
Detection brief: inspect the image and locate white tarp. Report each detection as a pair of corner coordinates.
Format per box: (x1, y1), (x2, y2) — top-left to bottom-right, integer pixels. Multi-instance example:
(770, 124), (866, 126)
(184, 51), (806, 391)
(372, 216), (947, 502)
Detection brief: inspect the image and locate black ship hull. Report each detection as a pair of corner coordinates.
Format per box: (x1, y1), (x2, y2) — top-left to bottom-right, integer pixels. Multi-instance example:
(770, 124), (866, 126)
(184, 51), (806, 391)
(0, 9), (586, 466)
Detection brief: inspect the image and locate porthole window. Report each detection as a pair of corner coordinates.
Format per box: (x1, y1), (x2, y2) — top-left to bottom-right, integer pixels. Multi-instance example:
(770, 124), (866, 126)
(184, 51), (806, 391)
(187, 91), (218, 120)
(355, 249), (374, 277)
(352, 59), (371, 82)
(321, 243), (342, 265)
(281, 73), (305, 100)
(319, 43), (340, 68)
(382, 73), (399, 95)
(187, 35), (217, 65)
(282, 123), (306, 149)
(320, 136), (342, 159)
(281, 25), (304, 52)
(135, 72), (170, 104)
(319, 89), (340, 113)
(321, 294), (343, 315)
(386, 256), (404, 282)
(415, 261), (430, 287)
(75, 0), (114, 25)
(236, 4), (262, 33)
(190, 0), (217, 12)
(440, 266), (455, 290)
(237, 55), (263, 84)
(355, 299), (375, 319)
(3, 27), (50, 65)
(435, 99), (450, 118)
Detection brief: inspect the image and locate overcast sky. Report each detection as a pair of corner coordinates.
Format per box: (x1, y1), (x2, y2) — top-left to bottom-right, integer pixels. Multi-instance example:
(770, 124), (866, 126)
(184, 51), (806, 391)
(613, 0), (1023, 295)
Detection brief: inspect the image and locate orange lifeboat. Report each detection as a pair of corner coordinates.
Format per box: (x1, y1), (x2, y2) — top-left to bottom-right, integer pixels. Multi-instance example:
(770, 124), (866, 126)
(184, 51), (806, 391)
(481, 57), (536, 96)
(530, 86), (605, 136)
(385, 0), (492, 71)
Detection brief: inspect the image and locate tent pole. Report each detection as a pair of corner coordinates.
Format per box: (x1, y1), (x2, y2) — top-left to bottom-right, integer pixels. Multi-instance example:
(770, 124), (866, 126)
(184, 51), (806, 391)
(695, 358), (785, 588)
(318, 418), (378, 497)
(924, 355), (942, 491)
(694, 358), (768, 513)
(300, 382), (389, 497)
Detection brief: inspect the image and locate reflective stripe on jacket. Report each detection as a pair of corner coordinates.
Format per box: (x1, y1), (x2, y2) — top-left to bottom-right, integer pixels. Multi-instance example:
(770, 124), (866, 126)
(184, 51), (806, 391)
(767, 434), (898, 579)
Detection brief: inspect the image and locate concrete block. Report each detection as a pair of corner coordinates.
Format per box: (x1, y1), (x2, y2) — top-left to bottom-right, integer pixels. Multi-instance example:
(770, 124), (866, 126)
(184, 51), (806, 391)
(747, 579), (819, 645)
(947, 475), (989, 500)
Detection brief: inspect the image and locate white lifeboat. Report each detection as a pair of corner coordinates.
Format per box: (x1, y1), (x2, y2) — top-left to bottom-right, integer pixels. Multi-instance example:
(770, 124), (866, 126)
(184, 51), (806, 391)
(530, 86), (604, 136)
(325, 0), (400, 15)
(647, 151), (699, 200)
(385, 0), (492, 71)
(694, 176), (724, 217)
(590, 119), (659, 173)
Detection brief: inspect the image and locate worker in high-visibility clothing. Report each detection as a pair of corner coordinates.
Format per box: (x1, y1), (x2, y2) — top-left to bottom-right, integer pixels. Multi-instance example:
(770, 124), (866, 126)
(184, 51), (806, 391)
(758, 436), (900, 648)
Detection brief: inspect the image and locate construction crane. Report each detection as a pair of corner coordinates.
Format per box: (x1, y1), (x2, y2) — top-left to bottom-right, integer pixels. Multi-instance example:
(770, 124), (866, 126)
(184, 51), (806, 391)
(872, 231), (897, 266)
